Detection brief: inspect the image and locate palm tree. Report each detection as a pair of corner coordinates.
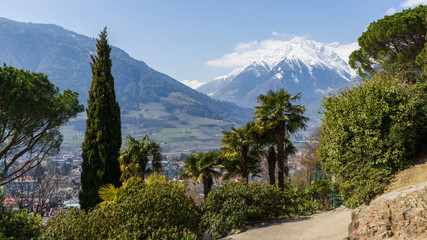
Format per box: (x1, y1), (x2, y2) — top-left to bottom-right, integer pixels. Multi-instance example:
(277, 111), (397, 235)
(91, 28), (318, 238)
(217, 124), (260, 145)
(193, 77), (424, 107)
(221, 121), (263, 182)
(253, 124), (277, 185)
(119, 135), (162, 181)
(220, 149), (263, 181)
(182, 151), (222, 198)
(254, 89), (308, 190)
(255, 125), (297, 185)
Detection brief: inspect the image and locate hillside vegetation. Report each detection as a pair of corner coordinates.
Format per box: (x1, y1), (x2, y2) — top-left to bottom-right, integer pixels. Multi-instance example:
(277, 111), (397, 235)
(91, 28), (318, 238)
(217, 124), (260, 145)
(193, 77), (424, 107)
(319, 5), (427, 207)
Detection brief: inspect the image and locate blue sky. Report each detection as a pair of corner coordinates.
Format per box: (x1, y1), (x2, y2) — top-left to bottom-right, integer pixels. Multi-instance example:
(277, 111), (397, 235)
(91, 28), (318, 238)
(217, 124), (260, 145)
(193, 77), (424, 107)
(0, 0), (426, 87)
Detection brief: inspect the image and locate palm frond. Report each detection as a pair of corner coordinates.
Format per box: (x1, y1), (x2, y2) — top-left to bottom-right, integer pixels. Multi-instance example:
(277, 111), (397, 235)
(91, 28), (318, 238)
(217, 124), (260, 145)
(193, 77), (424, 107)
(98, 183), (118, 203)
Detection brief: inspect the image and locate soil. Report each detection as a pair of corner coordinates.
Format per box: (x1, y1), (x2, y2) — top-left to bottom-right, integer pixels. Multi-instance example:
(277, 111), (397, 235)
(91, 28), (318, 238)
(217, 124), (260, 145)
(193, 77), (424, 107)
(384, 146), (427, 193)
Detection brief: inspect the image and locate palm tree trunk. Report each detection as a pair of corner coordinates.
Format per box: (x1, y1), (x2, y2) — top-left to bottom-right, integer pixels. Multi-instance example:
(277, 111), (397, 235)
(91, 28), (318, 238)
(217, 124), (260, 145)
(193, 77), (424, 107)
(241, 145), (249, 183)
(276, 124), (285, 190)
(139, 157), (146, 180)
(267, 146), (276, 185)
(203, 175), (213, 198)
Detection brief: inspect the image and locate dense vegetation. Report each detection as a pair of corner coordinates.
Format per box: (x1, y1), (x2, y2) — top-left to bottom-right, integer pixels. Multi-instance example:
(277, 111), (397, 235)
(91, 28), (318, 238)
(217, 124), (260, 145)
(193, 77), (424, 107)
(201, 181), (289, 239)
(319, 75), (426, 207)
(320, 5), (427, 207)
(41, 178), (199, 240)
(0, 187), (42, 240)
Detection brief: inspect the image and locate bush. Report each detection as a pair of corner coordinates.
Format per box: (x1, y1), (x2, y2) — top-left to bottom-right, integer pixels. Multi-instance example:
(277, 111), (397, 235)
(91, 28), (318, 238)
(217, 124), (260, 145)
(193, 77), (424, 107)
(40, 178), (200, 239)
(201, 181), (289, 239)
(319, 75), (427, 207)
(0, 188), (41, 240)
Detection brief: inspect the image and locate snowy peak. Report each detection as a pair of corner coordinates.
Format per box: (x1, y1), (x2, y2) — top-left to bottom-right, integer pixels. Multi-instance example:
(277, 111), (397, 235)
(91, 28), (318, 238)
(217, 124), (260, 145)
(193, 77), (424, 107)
(198, 37), (358, 96)
(249, 37), (358, 80)
(197, 37), (359, 122)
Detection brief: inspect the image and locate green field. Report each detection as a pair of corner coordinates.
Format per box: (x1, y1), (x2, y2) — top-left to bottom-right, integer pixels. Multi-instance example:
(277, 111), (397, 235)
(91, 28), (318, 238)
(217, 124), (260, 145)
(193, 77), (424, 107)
(61, 103), (232, 154)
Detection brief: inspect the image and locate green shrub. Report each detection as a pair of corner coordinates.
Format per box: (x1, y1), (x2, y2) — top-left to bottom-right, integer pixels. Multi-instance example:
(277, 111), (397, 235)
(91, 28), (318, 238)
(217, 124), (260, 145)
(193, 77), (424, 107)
(0, 188), (41, 240)
(201, 181), (288, 239)
(319, 75), (427, 207)
(41, 178), (200, 239)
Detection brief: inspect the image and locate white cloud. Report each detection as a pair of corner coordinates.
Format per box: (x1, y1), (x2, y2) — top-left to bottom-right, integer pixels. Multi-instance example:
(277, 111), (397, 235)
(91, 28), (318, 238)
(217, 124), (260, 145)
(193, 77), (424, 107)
(386, 7), (397, 15)
(179, 80), (205, 89)
(205, 39), (291, 68)
(271, 31), (294, 39)
(401, 0), (427, 7)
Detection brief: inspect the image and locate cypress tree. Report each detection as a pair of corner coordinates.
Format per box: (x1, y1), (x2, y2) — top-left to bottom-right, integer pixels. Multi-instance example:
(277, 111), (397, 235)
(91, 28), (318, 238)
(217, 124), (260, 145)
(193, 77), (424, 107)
(79, 28), (122, 211)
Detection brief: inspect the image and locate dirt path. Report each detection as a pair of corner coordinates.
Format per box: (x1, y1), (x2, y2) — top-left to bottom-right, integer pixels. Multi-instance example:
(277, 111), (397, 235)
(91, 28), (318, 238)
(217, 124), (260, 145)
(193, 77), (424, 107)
(225, 207), (351, 240)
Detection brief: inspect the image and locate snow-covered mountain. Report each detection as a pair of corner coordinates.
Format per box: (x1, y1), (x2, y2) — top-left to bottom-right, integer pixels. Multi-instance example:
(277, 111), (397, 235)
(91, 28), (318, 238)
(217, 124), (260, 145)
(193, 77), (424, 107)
(197, 37), (359, 127)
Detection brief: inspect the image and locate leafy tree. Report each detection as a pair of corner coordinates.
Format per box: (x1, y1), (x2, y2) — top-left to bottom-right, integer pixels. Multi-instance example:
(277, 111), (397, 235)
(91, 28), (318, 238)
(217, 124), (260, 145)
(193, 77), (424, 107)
(254, 89), (308, 190)
(349, 5), (427, 82)
(119, 135), (162, 181)
(221, 121), (263, 182)
(0, 64), (83, 185)
(182, 151), (222, 198)
(79, 28), (122, 211)
(318, 75), (426, 207)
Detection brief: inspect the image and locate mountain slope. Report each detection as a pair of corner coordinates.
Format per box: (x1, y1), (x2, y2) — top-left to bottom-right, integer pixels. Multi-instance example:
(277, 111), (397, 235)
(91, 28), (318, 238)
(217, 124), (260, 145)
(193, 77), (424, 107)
(198, 37), (359, 127)
(0, 17), (252, 153)
(0, 17), (251, 124)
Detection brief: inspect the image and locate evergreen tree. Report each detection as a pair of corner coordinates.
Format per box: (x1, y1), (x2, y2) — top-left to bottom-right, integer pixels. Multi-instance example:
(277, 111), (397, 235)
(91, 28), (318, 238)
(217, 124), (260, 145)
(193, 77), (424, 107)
(349, 5), (426, 82)
(79, 28), (122, 211)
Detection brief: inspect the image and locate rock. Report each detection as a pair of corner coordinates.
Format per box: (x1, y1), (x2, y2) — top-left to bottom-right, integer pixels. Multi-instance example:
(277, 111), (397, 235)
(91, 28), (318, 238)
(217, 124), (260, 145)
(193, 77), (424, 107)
(346, 182), (427, 240)
(203, 231), (212, 240)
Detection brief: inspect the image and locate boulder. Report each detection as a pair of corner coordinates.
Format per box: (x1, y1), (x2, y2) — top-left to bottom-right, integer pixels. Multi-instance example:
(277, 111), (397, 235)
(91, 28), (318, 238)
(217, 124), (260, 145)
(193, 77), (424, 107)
(346, 182), (427, 240)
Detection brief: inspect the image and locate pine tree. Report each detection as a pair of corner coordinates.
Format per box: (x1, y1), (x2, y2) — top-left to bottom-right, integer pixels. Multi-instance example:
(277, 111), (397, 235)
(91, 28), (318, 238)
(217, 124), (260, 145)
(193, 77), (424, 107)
(79, 28), (122, 211)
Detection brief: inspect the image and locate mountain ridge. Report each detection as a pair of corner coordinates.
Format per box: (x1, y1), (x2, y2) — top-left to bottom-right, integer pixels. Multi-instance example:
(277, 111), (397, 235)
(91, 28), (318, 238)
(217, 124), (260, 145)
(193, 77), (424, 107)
(0, 17), (252, 153)
(197, 37), (359, 128)
(0, 17), (251, 124)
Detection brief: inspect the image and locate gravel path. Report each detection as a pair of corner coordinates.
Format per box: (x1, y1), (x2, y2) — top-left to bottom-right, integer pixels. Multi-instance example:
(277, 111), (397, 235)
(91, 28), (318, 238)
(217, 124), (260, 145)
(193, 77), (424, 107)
(224, 208), (351, 240)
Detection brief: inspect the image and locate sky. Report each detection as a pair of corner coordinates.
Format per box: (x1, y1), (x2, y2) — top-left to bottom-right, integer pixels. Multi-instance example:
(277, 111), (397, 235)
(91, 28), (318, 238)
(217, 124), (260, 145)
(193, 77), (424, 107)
(0, 0), (426, 88)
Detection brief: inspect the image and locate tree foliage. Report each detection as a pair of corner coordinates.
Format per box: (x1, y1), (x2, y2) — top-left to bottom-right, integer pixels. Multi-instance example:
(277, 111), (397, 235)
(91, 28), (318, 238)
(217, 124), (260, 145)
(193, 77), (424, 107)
(182, 151), (222, 198)
(79, 28), (122, 211)
(318, 75), (426, 207)
(119, 135), (162, 181)
(0, 64), (83, 185)
(254, 89), (308, 190)
(349, 5), (427, 82)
